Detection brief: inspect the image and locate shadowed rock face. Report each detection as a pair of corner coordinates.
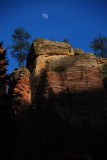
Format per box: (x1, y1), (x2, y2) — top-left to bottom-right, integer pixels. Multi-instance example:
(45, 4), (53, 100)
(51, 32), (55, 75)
(8, 68), (31, 112)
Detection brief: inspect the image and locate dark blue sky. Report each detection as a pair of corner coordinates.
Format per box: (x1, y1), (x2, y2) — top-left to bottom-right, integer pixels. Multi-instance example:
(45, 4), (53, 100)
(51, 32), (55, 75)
(0, 0), (107, 74)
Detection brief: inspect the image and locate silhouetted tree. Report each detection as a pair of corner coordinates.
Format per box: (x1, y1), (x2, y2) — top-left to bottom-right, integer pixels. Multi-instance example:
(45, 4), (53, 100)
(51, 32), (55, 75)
(9, 27), (31, 68)
(90, 34), (107, 58)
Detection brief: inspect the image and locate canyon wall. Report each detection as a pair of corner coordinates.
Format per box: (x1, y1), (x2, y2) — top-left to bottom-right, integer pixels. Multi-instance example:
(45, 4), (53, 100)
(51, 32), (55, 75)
(0, 43), (7, 96)
(26, 38), (106, 127)
(8, 68), (31, 113)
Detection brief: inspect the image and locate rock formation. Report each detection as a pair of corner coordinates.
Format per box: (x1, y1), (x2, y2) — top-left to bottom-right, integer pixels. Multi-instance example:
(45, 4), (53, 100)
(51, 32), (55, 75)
(0, 42), (7, 95)
(8, 67), (31, 113)
(73, 48), (85, 55)
(27, 38), (105, 106)
(27, 38), (74, 73)
(26, 38), (107, 130)
(96, 56), (107, 67)
(25, 38), (107, 160)
(5, 38), (107, 160)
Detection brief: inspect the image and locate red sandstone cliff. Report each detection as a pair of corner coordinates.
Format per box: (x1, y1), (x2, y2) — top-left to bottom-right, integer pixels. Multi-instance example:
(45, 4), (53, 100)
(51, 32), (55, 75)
(26, 38), (107, 128)
(27, 38), (105, 105)
(0, 42), (7, 95)
(8, 68), (31, 113)
(6, 38), (107, 160)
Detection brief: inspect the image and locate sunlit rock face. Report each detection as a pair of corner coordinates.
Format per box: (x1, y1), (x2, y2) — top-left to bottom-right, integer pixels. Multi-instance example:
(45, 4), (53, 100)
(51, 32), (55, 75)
(8, 68), (31, 112)
(27, 39), (105, 103)
(73, 48), (85, 55)
(0, 44), (7, 95)
(46, 52), (104, 94)
(27, 38), (107, 128)
(27, 38), (74, 73)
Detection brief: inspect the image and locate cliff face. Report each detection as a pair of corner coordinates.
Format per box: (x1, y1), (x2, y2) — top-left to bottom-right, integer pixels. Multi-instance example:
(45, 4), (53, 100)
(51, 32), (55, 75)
(8, 68), (31, 113)
(27, 39), (105, 106)
(0, 43), (7, 96)
(27, 38), (74, 73)
(5, 39), (107, 160)
(26, 38), (107, 128)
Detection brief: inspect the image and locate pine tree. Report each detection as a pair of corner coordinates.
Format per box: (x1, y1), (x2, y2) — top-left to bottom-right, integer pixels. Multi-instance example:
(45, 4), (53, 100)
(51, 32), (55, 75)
(10, 27), (31, 68)
(90, 34), (107, 58)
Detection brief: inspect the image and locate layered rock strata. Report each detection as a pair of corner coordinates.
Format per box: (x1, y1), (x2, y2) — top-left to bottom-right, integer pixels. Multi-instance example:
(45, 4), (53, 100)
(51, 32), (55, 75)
(0, 43), (7, 95)
(73, 48), (85, 55)
(8, 68), (31, 113)
(27, 39), (105, 104)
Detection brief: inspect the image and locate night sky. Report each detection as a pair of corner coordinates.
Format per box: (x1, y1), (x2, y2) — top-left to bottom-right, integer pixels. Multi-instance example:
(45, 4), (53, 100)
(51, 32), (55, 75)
(0, 0), (107, 74)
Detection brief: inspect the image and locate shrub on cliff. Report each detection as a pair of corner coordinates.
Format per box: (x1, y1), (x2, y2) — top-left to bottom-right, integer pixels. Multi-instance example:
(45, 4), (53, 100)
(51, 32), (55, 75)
(45, 54), (85, 73)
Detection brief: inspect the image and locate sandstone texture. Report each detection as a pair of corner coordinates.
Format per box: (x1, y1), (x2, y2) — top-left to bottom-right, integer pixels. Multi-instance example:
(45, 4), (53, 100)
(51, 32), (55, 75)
(73, 48), (85, 55)
(26, 38), (107, 128)
(8, 68), (31, 112)
(27, 39), (105, 103)
(27, 38), (74, 73)
(46, 53), (104, 94)
(0, 43), (7, 95)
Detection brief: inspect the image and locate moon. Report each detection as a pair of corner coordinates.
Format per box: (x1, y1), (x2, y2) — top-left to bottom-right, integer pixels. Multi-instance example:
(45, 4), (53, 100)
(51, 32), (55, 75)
(42, 13), (48, 20)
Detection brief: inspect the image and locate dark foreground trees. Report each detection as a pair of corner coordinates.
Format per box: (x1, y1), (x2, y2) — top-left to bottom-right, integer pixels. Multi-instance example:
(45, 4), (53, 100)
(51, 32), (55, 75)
(10, 27), (31, 68)
(90, 34), (107, 58)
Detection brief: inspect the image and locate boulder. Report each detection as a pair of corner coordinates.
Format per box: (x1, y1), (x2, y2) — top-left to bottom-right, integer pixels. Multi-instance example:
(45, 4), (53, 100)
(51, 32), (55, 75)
(27, 38), (74, 72)
(73, 48), (84, 55)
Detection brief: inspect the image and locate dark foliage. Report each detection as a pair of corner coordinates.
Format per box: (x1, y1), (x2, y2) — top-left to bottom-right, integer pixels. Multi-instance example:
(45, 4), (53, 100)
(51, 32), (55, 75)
(63, 38), (69, 43)
(90, 34), (107, 58)
(9, 27), (31, 68)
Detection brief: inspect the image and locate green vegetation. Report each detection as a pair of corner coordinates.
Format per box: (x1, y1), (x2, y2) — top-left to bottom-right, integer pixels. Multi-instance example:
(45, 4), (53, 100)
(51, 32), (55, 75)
(45, 60), (50, 69)
(90, 34), (107, 58)
(63, 38), (69, 43)
(52, 66), (66, 72)
(45, 54), (85, 73)
(9, 27), (31, 68)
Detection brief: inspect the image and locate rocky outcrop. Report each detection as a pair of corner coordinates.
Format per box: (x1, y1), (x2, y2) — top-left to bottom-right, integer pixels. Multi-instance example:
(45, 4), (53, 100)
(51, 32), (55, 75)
(0, 42), (7, 95)
(27, 39), (105, 106)
(26, 40), (107, 159)
(73, 48), (84, 55)
(8, 68), (31, 113)
(45, 53), (104, 94)
(4, 39), (107, 160)
(27, 38), (74, 73)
